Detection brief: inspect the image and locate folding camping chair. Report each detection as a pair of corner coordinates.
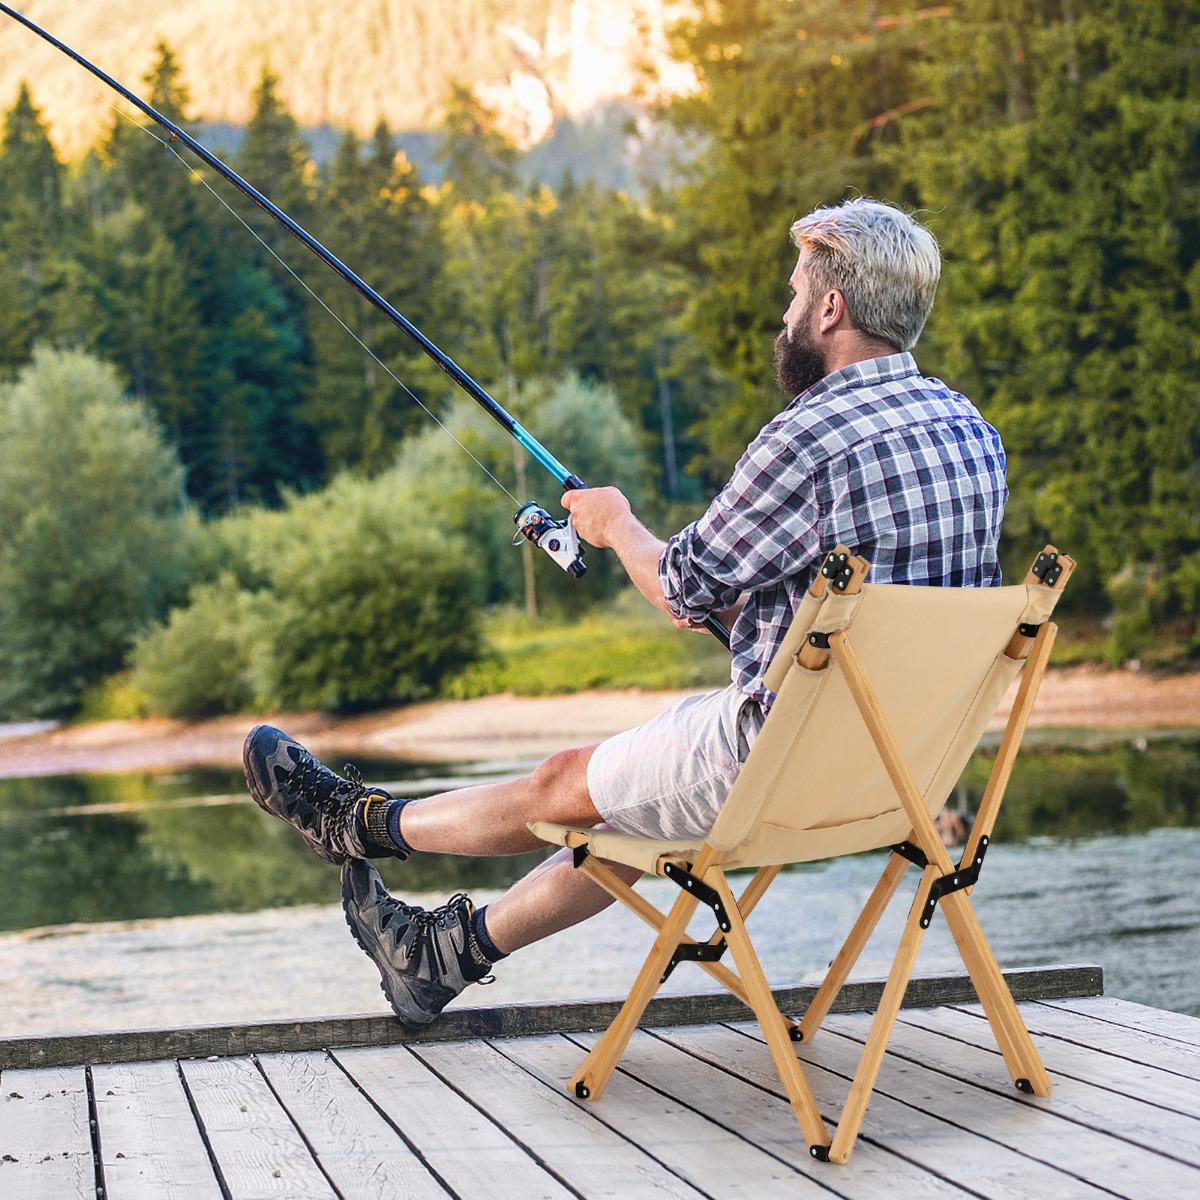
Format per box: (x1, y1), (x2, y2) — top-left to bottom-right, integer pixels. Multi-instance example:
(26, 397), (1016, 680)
(530, 544), (1073, 1165)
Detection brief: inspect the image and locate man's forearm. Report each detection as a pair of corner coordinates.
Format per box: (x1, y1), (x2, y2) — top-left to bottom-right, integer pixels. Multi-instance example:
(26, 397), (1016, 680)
(605, 515), (672, 614)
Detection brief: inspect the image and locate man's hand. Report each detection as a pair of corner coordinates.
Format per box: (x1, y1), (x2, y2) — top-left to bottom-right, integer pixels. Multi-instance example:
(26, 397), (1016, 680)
(674, 594), (746, 633)
(560, 486), (672, 615)
(560, 486), (634, 549)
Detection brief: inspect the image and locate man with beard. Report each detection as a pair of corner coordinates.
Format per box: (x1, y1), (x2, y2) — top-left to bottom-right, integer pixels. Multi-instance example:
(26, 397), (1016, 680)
(243, 197), (1008, 1027)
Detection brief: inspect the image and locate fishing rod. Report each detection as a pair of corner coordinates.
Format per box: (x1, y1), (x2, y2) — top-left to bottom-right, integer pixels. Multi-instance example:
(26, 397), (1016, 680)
(0, 1), (733, 648)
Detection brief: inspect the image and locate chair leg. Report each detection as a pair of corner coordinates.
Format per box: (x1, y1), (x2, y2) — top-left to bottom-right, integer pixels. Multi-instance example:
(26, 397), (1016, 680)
(735, 864), (782, 919)
(569, 883), (701, 1102)
(707, 869), (831, 1154)
(798, 852), (909, 1044)
(940, 890), (1053, 1096)
(827, 864), (937, 1165)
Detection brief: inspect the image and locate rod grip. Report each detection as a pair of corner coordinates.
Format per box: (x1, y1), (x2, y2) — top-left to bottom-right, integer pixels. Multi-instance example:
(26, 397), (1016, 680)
(702, 614), (733, 649)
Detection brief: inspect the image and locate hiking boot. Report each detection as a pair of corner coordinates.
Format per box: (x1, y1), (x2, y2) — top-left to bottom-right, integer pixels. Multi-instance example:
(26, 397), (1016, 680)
(243, 725), (401, 865)
(341, 859), (492, 1027)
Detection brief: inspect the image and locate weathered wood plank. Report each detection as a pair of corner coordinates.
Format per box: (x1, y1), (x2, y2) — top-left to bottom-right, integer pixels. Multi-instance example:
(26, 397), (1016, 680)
(258, 1051), (449, 1200)
(898, 1005), (1200, 1116)
(816, 1012), (1200, 1200)
(91, 1060), (221, 1199)
(499, 1032), (835, 1199)
(0, 1066), (93, 1200)
(0, 966), (1102, 1070)
(179, 1056), (336, 1198)
(1041, 997), (1200, 1048)
(819, 1012), (1200, 1192)
(1004, 1001), (1200, 1079)
(572, 1027), (979, 1199)
(335, 1045), (575, 1200)
(414, 1038), (710, 1199)
(655, 1023), (1110, 1199)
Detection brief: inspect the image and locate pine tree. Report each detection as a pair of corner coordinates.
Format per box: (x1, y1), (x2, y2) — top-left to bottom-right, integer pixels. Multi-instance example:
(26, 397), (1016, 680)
(437, 84), (520, 203)
(201, 67), (324, 504)
(91, 45), (221, 490)
(304, 121), (456, 472)
(89, 52), (322, 509)
(234, 70), (315, 287)
(892, 0), (1200, 623)
(0, 84), (68, 371)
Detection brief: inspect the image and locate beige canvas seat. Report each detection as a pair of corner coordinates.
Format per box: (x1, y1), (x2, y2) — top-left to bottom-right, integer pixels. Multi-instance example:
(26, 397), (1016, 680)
(530, 544), (1074, 1165)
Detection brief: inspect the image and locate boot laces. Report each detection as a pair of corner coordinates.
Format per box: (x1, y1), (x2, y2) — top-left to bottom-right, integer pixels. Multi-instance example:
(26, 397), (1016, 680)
(292, 755), (368, 829)
(377, 892), (494, 985)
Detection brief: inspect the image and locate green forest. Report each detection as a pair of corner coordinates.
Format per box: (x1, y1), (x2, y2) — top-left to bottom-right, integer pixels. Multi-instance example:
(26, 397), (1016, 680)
(0, 0), (1197, 722)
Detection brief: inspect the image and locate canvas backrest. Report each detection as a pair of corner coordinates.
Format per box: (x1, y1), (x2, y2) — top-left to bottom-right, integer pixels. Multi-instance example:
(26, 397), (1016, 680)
(706, 580), (1061, 868)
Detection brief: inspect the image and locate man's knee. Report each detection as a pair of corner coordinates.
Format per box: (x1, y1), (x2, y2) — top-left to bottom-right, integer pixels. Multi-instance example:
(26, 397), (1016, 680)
(528, 745), (598, 823)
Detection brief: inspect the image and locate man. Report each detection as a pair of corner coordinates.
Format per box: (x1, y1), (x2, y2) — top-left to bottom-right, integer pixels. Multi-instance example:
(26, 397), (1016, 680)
(243, 197), (1007, 1027)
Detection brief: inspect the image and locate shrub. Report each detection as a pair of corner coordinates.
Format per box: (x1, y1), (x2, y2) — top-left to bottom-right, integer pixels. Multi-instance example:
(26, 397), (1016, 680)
(130, 575), (259, 718)
(0, 347), (191, 718)
(253, 476), (483, 712)
(390, 372), (649, 613)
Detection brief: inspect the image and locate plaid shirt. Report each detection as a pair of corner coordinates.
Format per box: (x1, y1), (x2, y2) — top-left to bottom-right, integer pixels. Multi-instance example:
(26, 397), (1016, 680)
(660, 353), (1008, 708)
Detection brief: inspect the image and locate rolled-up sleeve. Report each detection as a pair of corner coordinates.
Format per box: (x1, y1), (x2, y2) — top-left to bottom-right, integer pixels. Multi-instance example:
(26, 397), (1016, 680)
(659, 432), (822, 621)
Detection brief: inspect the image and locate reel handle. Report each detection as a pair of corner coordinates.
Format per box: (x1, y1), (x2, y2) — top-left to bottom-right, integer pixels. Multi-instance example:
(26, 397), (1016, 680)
(513, 502), (586, 579)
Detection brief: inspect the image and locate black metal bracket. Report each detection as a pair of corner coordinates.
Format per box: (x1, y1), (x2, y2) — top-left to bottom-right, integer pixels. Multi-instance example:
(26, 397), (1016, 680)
(810, 1144), (831, 1161)
(807, 631), (831, 649)
(660, 861), (734, 982)
(820, 550), (856, 592)
(1017, 622), (1042, 638)
(890, 836), (991, 929)
(1030, 551), (1064, 587)
(571, 843), (590, 868)
(662, 862), (732, 931)
(661, 939), (729, 983)
(891, 840), (929, 869)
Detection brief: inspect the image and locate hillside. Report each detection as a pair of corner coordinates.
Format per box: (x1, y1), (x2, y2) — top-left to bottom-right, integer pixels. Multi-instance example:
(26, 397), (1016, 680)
(0, 0), (697, 158)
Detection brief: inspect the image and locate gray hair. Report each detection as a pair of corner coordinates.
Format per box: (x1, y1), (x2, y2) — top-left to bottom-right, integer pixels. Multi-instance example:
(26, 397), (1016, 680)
(789, 198), (940, 351)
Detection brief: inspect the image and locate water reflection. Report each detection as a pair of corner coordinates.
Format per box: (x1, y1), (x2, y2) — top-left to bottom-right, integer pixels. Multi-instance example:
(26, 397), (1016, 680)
(0, 760), (548, 932)
(0, 736), (1197, 934)
(961, 734), (1200, 840)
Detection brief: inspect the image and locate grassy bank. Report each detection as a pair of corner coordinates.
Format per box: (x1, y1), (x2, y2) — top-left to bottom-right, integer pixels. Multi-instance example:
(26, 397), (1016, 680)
(444, 603), (1198, 700)
(79, 592), (1195, 725)
(1039, 614), (1199, 671)
(443, 593), (732, 698)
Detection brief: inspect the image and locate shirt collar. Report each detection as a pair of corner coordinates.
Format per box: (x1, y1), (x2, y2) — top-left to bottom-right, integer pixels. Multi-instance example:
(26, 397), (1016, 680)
(787, 352), (920, 410)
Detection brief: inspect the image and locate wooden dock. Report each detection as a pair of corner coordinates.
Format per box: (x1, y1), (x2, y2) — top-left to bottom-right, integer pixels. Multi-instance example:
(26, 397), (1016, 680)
(2, 966), (1198, 1199)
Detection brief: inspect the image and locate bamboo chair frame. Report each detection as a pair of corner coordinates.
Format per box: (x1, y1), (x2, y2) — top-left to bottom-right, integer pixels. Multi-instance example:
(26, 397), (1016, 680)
(531, 544), (1074, 1165)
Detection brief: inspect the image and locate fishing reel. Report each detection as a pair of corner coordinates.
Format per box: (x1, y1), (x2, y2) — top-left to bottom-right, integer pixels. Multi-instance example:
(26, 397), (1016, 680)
(513, 501), (587, 579)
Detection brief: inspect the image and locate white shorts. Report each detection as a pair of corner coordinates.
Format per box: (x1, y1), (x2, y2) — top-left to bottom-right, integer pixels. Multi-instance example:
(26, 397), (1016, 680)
(586, 685), (765, 840)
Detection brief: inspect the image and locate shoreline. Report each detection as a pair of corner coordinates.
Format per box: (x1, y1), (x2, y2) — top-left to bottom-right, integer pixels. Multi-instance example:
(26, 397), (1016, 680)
(0, 663), (1198, 779)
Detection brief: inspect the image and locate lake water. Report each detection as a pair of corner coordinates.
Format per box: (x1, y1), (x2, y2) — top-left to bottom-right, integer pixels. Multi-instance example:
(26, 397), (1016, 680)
(0, 733), (1197, 1031)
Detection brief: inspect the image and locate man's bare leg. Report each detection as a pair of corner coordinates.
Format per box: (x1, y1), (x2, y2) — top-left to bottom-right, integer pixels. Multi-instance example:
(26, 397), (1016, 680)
(395, 743), (641, 952)
(481, 846), (642, 953)
(396, 744), (602, 855)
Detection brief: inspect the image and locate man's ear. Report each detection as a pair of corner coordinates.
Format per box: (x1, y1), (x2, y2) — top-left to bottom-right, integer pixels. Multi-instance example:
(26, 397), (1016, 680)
(817, 289), (846, 334)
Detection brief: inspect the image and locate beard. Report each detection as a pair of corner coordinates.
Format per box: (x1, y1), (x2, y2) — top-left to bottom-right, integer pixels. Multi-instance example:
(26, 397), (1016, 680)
(773, 325), (829, 399)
